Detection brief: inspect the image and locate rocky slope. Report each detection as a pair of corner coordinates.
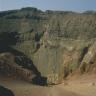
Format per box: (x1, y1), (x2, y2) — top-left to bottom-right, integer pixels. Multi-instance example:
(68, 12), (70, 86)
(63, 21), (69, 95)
(0, 7), (96, 84)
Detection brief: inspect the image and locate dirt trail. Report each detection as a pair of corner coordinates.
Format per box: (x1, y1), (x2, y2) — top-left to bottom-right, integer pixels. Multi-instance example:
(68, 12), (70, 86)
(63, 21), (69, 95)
(0, 78), (82, 96)
(0, 76), (96, 96)
(59, 83), (96, 96)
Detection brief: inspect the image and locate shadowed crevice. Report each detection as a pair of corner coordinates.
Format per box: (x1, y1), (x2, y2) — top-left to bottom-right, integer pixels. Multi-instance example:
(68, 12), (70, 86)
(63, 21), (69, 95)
(0, 85), (14, 96)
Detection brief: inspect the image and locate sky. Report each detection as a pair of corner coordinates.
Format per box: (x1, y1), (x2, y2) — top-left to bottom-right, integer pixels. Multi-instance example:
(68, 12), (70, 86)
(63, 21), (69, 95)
(0, 0), (96, 12)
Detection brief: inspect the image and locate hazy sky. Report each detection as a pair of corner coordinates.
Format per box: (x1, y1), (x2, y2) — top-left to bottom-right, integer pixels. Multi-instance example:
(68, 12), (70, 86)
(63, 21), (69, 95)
(0, 0), (96, 12)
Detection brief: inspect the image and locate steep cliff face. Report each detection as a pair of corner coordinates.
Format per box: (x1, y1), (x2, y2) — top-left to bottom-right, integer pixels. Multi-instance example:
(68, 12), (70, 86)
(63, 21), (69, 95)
(33, 42), (64, 84)
(0, 8), (96, 84)
(80, 41), (96, 73)
(32, 38), (93, 84)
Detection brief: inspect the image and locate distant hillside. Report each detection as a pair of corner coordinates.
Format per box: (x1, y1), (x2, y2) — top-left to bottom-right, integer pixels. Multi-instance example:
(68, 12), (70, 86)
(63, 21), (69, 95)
(0, 7), (96, 40)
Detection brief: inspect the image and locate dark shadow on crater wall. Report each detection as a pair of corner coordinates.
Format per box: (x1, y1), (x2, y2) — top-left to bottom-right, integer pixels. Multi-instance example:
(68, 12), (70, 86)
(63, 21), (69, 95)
(79, 46), (89, 63)
(0, 31), (19, 46)
(0, 85), (14, 96)
(32, 76), (47, 86)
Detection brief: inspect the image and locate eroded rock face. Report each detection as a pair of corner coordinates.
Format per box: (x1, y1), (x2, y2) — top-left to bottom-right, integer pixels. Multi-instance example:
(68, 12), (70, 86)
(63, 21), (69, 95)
(0, 8), (96, 85)
(32, 38), (92, 84)
(0, 53), (36, 82)
(0, 40), (95, 85)
(80, 41), (96, 73)
(33, 44), (64, 84)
